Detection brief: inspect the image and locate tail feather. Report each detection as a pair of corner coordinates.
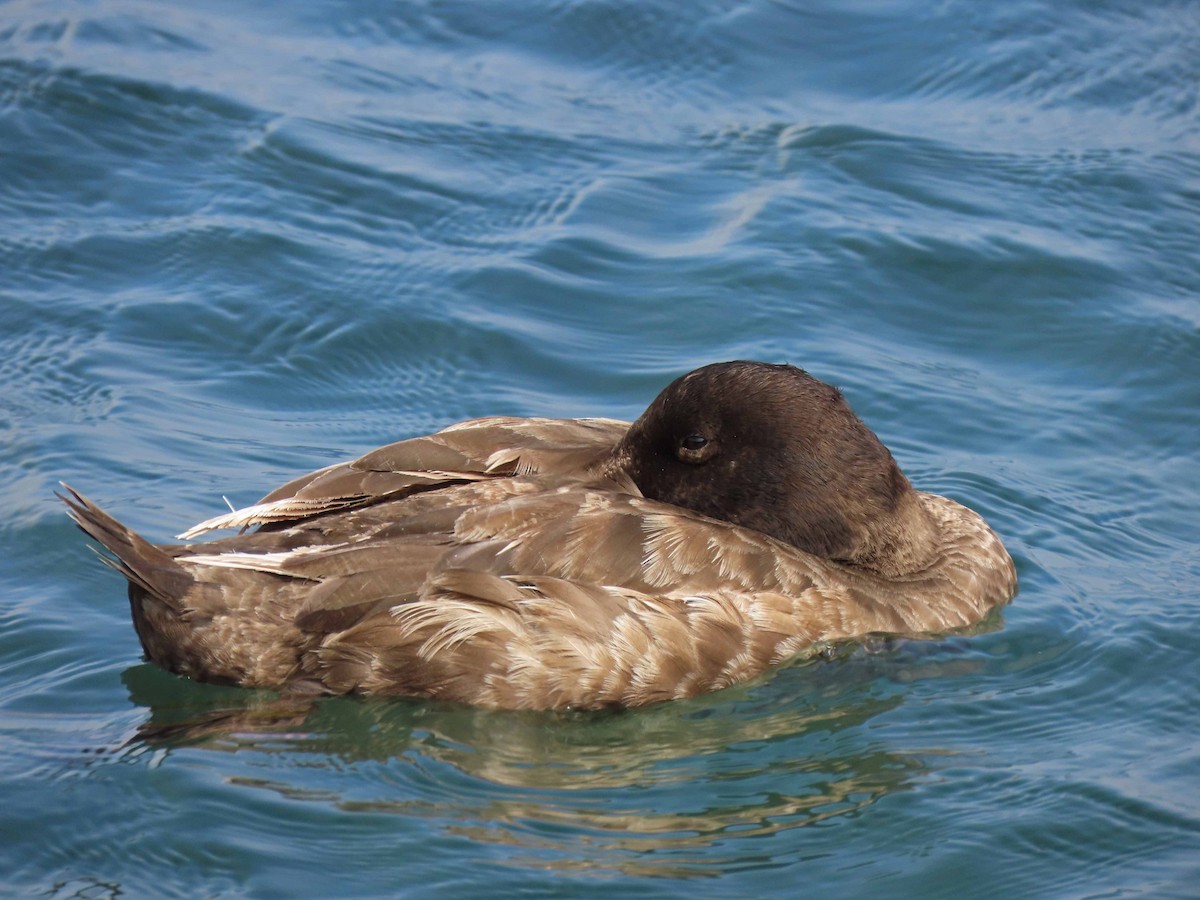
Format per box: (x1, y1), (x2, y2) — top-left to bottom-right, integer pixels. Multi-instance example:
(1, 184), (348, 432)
(58, 483), (193, 608)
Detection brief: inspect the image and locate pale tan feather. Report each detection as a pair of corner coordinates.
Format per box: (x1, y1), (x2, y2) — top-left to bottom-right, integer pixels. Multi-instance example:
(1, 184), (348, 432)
(64, 372), (1018, 710)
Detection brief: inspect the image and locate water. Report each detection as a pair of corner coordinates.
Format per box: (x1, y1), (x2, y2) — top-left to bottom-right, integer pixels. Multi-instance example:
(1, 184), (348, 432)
(2, 0), (1198, 895)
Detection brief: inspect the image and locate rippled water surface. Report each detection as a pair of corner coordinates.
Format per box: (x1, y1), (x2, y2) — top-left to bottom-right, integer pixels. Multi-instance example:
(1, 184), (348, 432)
(3, 0), (1198, 896)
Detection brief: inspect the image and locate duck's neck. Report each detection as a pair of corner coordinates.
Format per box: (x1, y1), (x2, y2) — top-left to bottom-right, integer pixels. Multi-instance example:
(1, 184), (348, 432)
(840, 489), (940, 578)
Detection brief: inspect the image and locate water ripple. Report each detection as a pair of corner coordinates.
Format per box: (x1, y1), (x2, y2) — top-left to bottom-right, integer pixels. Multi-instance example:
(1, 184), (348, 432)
(3, 0), (1199, 896)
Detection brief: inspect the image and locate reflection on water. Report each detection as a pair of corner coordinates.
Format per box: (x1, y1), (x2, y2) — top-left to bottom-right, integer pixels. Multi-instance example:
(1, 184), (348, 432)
(116, 650), (950, 877)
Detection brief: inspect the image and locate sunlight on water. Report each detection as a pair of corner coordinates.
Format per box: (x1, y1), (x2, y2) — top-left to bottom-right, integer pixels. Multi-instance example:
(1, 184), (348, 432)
(2, 0), (1198, 896)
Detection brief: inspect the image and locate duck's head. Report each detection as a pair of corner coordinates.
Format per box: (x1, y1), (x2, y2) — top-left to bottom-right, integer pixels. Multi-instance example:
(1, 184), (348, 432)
(611, 361), (938, 577)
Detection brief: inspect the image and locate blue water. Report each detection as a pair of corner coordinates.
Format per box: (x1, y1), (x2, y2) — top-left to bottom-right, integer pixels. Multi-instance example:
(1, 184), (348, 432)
(2, 0), (1198, 896)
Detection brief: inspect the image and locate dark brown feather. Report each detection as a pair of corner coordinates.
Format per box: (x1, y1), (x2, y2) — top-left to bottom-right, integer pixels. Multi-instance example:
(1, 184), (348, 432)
(62, 364), (1018, 709)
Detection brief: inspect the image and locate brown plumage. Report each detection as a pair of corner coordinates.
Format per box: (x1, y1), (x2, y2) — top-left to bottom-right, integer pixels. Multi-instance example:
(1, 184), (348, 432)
(61, 361), (1017, 709)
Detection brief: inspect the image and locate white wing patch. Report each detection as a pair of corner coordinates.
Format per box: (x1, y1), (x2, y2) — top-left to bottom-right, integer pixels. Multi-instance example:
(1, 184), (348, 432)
(178, 547), (338, 575)
(177, 497), (361, 540)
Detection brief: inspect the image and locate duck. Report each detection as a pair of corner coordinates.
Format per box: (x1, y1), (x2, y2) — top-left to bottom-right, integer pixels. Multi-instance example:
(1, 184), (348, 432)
(61, 361), (1017, 710)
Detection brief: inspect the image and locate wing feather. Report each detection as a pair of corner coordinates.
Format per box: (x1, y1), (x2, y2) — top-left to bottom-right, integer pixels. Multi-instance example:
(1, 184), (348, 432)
(181, 418), (628, 538)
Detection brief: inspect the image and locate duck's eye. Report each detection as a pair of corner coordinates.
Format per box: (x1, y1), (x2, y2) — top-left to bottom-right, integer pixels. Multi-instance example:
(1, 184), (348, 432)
(677, 433), (714, 464)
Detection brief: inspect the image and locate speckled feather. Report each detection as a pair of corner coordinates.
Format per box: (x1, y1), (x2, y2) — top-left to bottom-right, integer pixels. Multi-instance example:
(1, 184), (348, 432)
(61, 362), (1018, 709)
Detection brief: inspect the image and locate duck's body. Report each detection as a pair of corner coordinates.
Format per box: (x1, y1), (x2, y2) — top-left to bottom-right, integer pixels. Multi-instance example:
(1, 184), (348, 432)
(63, 362), (1017, 709)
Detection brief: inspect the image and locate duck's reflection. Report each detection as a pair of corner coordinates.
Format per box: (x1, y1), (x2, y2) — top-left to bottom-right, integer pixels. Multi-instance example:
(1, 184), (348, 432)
(120, 640), (988, 877)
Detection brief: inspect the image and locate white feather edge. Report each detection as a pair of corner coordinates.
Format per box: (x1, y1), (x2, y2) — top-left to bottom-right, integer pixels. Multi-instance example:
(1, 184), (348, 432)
(177, 546), (341, 574)
(176, 498), (347, 540)
(176, 468), (495, 539)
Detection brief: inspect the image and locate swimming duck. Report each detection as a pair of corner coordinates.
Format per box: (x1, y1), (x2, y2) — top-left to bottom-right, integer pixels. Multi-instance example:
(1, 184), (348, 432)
(62, 361), (1017, 710)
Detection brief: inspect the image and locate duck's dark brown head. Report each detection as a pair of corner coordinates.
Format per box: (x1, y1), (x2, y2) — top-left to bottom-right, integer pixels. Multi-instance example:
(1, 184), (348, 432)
(611, 361), (937, 576)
